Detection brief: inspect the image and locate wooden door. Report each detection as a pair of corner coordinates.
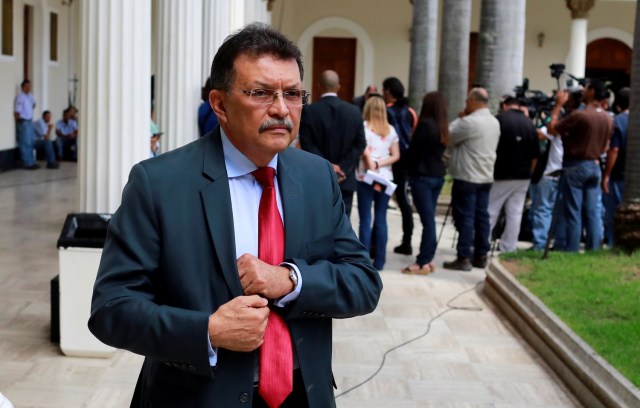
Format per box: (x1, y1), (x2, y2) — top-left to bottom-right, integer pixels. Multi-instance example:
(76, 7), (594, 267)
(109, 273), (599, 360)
(586, 38), (631, 94)
(23, 5), (33, 81)
(311, 37), (356, 103)
(468, 32), (478, 90)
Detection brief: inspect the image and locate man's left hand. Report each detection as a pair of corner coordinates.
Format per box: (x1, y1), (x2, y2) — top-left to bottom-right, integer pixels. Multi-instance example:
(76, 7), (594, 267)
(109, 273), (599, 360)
(237, 253), (293, 299)
(332, 164), (346, 183)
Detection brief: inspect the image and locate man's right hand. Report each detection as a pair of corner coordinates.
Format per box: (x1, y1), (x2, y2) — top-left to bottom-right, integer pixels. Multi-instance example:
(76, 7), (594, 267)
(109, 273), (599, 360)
(555, 90), (569, 107)
(208, 295), (269, 352)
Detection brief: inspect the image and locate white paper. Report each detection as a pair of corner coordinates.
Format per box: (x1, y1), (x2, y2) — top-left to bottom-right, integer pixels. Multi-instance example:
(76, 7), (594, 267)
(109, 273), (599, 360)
(363, 170), (397, 196)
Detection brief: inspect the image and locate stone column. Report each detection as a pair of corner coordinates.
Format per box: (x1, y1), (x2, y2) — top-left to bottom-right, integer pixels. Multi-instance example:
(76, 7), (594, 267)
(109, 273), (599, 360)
(493, 0), (526, 103)
(156, 0), (203, 152)
(565, 0), (595, 79)
(78, 0), (151, 214)
(438, 0), (472, 121)
(408, 0), (439, 110)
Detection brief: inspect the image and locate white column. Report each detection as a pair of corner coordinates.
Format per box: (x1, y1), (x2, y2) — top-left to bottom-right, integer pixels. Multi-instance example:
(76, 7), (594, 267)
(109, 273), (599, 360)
(564, 0), (594, 79)
(156, 0), (203, 152)
(202, 0), (232, 84)
(78, 0), (151, 214)
(230, 0), (245, 31)
(567, 18), (588, 78)
(244, 0), (270, 24)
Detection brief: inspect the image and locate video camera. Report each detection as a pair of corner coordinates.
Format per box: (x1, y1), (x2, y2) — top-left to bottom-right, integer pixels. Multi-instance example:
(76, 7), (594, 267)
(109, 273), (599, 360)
(514, 63), (585, 123)
(513, 78), (555, 123)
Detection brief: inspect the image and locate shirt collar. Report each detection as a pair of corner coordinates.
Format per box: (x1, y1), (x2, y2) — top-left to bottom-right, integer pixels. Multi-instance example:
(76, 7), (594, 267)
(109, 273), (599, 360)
(220, 128), (278, 178)
(321, 92), (338, 98)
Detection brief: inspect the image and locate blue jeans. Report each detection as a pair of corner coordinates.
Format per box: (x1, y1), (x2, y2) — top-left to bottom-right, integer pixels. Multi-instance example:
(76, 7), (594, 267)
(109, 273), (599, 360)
(410, 176), (444, 265)
(530, 176), (559, 250)
(57, 136), (77, 160)
(603, 179), (624, 247)
(33, 139), (58, 164)
(357, 181), (391, 270)
(557, 160), (602, 251)
(451, 179), (492, 259)
(16, 120), (35, 167)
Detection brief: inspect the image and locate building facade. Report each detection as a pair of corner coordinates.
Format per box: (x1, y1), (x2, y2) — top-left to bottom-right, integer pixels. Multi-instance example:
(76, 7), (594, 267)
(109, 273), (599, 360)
(0, 0), (635, 210)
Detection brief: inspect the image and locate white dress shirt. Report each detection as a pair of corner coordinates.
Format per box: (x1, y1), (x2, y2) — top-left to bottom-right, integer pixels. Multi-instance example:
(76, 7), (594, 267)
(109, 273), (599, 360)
(14, 92), (35, 120)
(207, 129), (302, 365)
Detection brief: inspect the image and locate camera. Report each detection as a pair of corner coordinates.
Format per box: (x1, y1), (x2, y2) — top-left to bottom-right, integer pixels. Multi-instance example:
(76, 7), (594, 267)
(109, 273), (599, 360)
(513, 64), (585, 123)
(513, 78), (554, 123)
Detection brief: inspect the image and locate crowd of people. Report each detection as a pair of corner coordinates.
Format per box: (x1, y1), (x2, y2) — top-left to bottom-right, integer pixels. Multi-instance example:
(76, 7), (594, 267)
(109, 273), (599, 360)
(298, 73), (629, 273)
(14, 79), (79, 170)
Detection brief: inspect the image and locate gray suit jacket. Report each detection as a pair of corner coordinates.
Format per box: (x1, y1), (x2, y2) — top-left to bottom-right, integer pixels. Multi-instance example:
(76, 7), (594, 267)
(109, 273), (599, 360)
(89, 127), (382, 407)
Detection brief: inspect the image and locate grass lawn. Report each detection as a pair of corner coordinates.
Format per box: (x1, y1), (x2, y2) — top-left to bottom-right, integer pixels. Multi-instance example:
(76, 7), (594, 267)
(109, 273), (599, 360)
(500, 250), (640, 388)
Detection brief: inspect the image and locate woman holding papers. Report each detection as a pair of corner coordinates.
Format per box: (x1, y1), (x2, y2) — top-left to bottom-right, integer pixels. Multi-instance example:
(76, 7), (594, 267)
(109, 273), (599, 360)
(356, 96), (400, 270)
(402, 92), (449, 275)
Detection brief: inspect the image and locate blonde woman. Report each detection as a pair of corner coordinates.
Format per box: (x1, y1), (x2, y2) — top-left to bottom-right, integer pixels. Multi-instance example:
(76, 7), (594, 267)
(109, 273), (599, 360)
(356, 96), (400, 270)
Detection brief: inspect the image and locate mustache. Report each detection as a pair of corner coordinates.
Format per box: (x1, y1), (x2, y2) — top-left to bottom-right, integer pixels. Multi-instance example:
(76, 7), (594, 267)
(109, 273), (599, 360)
(259, 118), (294, 133)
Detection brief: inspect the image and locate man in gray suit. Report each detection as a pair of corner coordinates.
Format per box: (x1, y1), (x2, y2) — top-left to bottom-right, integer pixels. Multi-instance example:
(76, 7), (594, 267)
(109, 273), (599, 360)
(89, 23), (382, 408)
(299, 70), (366, 218)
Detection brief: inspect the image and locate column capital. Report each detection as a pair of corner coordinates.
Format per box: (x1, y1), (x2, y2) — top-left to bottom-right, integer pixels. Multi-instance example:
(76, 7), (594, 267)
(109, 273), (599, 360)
(566, 0), (595, 19)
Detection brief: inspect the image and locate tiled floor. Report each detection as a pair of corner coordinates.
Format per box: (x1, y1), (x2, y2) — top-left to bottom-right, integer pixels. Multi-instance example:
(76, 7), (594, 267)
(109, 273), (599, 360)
(0, 163), (580, 407)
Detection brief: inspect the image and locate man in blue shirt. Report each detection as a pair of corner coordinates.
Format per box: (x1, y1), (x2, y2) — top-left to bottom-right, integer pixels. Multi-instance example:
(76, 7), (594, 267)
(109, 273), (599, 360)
(14, 80), (39, 169)
(602, 87), (629, 247)
(55, 107), (78, 161)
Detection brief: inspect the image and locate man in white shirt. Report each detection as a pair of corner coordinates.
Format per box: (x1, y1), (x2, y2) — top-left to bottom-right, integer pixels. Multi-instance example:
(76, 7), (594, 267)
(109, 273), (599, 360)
(14, 80), (38, 170)
(33, 110), (59, 169)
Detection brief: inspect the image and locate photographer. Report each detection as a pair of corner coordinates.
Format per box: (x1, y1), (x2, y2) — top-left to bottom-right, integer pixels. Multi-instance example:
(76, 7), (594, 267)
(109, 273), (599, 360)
(548, 79), (613, 252)
(488, 97), (540, 253)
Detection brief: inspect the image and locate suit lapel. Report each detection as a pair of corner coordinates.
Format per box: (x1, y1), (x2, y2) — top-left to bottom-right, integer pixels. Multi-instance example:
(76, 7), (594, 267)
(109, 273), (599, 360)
(278, 149), (305, 259)
(200, 129), (243, 297)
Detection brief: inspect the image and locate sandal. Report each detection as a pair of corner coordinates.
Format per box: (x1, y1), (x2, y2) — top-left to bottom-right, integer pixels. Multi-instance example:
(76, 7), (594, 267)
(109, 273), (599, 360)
(401, 263), (433, 275)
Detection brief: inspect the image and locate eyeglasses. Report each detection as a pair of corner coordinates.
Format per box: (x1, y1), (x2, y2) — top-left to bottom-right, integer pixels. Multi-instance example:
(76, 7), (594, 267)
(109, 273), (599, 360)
(240, 88), (310, 106)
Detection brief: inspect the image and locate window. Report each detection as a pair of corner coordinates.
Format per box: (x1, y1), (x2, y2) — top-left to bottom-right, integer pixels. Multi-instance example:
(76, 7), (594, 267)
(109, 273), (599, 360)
(50, 12), (57, 61)
(2, 0), (13, 56)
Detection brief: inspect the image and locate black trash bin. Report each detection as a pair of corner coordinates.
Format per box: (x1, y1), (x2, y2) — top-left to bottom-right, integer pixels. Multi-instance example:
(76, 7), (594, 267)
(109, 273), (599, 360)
(53, 213), (113, 357)
(52, 213), (110, 343)
(57, 213), (111, 249)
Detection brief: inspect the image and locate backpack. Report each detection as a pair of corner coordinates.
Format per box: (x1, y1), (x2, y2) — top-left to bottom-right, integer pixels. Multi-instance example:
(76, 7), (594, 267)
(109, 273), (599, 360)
(387, 103), (417, 153)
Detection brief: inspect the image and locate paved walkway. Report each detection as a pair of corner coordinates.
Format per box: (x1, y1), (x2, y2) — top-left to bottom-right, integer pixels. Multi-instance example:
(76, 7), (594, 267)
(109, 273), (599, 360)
(0, 163), (580, 407)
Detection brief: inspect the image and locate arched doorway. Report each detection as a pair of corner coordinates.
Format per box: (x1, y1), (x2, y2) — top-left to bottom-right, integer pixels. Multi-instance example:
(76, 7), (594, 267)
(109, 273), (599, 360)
(586, 38), (631, 94)
(297, 17), (374, 102)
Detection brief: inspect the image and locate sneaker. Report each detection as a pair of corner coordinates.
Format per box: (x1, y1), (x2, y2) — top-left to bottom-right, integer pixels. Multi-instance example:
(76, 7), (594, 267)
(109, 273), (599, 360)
(393, 242), (412, 255)
(46, 162), (60, 169)
(23, 164), (40, 170)
(443, 257), (472, 271)
(472, 255), (488, 269)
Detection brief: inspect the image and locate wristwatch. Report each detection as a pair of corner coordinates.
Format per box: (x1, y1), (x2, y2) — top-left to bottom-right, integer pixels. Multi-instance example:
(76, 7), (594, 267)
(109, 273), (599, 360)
(285, 264), (298, 288)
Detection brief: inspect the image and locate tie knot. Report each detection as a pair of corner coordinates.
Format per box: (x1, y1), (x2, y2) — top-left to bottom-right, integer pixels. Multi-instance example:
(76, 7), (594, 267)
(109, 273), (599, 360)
(252, 167), (276, 188)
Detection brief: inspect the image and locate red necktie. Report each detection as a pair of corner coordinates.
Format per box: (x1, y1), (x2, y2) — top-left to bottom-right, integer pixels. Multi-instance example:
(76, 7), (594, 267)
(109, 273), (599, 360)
(252, 167), (293, 408)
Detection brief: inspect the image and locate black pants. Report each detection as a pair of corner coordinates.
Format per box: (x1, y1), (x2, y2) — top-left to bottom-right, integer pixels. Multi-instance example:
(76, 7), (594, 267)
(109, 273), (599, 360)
(341, 189), (354, 220)
(392, 158), (413, 244)
(253, 369), (308, 408)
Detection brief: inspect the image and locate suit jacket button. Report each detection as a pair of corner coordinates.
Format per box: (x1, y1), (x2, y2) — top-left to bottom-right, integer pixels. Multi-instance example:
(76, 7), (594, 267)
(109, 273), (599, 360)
(239, 392), (250, 403)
